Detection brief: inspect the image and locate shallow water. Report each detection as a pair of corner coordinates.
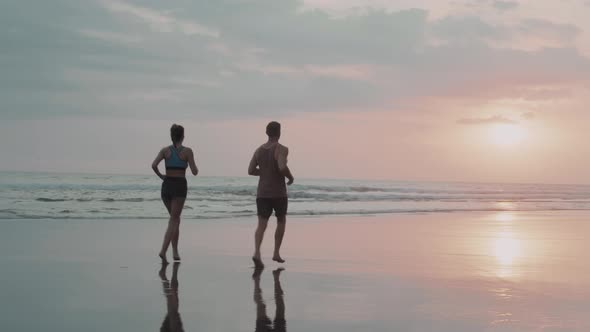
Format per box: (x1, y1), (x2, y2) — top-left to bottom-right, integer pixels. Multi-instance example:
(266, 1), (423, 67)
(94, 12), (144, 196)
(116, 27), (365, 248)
(1, 212), (589, 331)
(2, 171), (590, 220)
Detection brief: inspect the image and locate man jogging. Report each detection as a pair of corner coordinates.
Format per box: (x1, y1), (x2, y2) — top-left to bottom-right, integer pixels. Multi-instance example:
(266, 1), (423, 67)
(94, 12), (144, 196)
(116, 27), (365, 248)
(248, 121), (294, 268)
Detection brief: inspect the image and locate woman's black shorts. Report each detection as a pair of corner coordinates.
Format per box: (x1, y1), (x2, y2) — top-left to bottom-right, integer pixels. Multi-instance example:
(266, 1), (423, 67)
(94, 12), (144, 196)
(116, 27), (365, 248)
(161, 177), (187, 202)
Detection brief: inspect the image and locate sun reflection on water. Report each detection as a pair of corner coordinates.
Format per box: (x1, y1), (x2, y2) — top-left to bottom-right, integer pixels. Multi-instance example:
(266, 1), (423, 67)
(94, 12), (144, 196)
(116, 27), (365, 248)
(491, 212), (523, 279)
(487, 212), (525, 325)
(494, 233), (521, 266)
(495, 211), (515, 223)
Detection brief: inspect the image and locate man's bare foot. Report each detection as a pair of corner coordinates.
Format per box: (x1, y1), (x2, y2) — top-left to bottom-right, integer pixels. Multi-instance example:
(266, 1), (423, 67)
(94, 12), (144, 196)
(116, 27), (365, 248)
(159, 253), (168, 265)
(252, 256), (264, 269)
(273, 267), (285, 277)
(173, 255), (181, 261)
(272, 255), (285, 263)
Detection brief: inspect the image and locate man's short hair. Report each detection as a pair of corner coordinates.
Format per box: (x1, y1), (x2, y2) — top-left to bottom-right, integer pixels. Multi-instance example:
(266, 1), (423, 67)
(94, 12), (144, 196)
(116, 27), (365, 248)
(266, 121), (281, 137)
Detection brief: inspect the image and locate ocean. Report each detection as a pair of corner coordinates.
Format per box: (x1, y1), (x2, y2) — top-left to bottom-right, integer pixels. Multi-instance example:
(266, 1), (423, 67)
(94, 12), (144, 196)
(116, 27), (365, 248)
(1, 171), (589, 220)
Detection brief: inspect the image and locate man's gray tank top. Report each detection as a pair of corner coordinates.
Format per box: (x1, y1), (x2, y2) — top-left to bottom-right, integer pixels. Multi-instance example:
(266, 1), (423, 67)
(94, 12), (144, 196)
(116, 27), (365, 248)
(256, 143), (287, 198)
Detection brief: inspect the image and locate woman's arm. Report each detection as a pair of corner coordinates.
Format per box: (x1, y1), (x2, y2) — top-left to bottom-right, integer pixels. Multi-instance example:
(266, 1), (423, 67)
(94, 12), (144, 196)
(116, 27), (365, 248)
(151, 148), (166, 180)
(186, 148), (199, 176)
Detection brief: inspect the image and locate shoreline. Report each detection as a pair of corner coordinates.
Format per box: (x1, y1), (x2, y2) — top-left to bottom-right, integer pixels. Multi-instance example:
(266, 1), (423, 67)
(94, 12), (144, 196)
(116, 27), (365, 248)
(3, 208), (590, 222)
(3, 169), (589, 187)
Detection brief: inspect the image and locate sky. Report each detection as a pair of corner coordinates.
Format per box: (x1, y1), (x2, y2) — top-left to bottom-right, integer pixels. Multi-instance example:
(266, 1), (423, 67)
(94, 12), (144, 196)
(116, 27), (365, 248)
(0, 0), (589, 184)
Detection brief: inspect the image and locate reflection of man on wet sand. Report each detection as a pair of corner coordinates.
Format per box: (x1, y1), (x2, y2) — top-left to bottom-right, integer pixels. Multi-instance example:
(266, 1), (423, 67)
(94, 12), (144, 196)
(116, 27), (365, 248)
(253, 268), (286, 332)
(159, 262), (184, 332)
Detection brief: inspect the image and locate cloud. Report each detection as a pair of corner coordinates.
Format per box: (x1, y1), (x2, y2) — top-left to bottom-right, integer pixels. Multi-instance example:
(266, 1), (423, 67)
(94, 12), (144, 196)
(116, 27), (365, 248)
(102, 0), (219, 38)
(493, 1), (519, 12)
(78, 29), (142, 44)
(517, 19), (580, 43)
(431, 16), (506, 42)
(0, 0), (589, 121)
(519, 87), (572, 101)
(521, 112), (535, 119)
(431, 16), (581, 48)
(457, 115), (517, 125)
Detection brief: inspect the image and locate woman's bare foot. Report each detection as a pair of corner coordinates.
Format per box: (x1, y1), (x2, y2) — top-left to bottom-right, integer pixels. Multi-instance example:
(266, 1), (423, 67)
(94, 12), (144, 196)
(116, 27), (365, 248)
(159, 253), (168, 265)
(252, 256), (264, 269)
(252, 266), (264, 279)
(158, 264), (168, 281)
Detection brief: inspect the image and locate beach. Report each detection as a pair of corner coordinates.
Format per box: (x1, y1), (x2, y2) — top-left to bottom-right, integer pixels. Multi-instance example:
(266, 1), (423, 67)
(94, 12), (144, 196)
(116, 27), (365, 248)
(4, 0), (590, 330)
(3, 0), (589, 329)
(2, 211), (590, 331)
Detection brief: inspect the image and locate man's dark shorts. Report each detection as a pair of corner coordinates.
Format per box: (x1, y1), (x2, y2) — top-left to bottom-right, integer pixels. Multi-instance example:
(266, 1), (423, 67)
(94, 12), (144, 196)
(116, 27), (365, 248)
(256, 197), (288, 219)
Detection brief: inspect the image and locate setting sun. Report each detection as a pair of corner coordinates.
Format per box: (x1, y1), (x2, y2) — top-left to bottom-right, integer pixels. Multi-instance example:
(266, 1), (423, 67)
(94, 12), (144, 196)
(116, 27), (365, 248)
(489, 124), (527, 147)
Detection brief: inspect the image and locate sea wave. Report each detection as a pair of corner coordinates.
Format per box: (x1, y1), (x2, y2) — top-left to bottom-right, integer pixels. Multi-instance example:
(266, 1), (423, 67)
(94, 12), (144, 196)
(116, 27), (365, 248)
(29, 192), (590, 204)
(35, 198), (68, 202)
(3, 174), (590, 221)
(2, 206), (590, 221)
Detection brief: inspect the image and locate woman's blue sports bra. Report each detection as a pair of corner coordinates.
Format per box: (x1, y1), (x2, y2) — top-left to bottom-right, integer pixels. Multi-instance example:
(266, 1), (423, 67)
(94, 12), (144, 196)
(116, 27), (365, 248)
(165, 145), (188, 170)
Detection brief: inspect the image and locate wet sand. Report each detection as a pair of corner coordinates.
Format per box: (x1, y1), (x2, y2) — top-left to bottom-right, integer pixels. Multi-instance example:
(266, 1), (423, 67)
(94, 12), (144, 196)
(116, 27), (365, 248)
(1, 211), (590, 331)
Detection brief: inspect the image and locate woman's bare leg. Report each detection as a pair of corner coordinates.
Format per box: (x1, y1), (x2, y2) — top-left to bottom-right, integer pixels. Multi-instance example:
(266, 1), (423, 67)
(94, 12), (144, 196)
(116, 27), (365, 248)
(159, 199), (173, 263)
(160, 197), (185, 263)
(170, 198), (185, 260)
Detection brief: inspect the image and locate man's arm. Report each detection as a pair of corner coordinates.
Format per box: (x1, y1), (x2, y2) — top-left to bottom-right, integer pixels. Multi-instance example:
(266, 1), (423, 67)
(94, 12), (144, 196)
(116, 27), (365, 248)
(276, 146), (294, 185)
(151, 148), (166, 180)
(186, 148), (199, 176)
(248, 151), (260, 176)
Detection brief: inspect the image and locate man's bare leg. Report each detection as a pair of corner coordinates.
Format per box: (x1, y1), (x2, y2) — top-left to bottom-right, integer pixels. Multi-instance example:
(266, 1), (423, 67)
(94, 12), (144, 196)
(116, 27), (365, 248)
(253, 216), (269, 268)
(273, 268), (286, 324)
(253, 267), (270, 325)
(272, 216), (286, 263)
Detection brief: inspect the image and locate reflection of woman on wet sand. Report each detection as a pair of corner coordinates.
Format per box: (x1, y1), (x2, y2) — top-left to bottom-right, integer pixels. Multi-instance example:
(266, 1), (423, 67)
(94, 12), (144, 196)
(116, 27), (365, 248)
(253, 268), (286, 332)
(159, 263), (184, 332)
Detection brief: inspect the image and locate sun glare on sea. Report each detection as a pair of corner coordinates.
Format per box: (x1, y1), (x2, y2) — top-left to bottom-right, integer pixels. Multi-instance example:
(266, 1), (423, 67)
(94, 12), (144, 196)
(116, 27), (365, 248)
(494, 232), (521, 266)
(489, 124), (527, 147)
(495, 212), (515, 223)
